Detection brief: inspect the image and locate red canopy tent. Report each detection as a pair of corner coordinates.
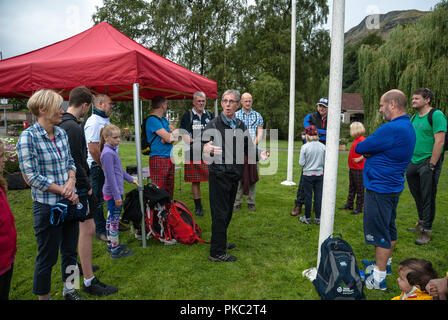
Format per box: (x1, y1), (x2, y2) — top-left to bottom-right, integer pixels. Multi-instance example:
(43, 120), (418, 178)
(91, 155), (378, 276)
(0, 22), (218, 247)
(0, 21), (217, 100)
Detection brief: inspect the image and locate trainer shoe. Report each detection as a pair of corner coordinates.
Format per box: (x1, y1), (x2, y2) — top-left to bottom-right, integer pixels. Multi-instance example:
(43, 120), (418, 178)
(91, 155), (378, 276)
(362, 259), (392, 275)
(208, 254), (237, 262)
(314, 218), (320, 225)
(298, 216), (311, 224)
(290, 206), (301, 216)
(63, 290), (84, 300)
(365, 273), (387, 290)
(233, 204), (241, 211)
(106, 244), (128, 254)
(226, 243), (236, 250)
(111, 247), (134, 260)
(248, 204), (256, 211)
(83, 277), (118, 297)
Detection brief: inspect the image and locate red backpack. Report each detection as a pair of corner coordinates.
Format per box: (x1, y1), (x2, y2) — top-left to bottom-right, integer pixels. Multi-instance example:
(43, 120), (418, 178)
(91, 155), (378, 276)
(167, 200), (210, 245)
(145, 200), (209, 245)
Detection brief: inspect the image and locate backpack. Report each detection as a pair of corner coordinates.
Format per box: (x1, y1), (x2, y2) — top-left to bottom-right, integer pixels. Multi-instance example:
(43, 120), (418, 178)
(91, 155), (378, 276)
(411, 108), (448, 151)
(144, 196), (209, 245)
(166, 200), (209, 245)
(313, 234), (365, 300)
(141, 115), (163, 155)
(145, 201), (177, 245)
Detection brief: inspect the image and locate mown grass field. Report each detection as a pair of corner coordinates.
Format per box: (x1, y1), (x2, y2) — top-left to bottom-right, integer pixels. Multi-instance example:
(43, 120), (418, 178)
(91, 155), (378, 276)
(6, 141), (448, 300)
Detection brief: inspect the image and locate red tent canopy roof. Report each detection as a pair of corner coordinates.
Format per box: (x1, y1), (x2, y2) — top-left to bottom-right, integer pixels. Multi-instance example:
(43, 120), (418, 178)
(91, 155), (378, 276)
(0, 22), (217, 100)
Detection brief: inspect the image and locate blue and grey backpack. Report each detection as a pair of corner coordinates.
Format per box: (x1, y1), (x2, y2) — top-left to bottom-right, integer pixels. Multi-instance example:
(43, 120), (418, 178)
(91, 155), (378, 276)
(313, 234), (365, 300)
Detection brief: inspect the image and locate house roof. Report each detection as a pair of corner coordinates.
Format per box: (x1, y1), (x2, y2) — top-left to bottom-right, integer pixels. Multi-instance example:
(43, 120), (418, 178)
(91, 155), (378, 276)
(341, 93), (364, 112)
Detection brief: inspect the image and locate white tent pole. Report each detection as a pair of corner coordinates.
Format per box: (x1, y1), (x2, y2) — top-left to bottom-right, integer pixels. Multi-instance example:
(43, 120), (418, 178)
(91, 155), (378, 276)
(281, 0), (297, 187)
(316, 0), (345, 265)
(133, 83), (147, 248)
(214, 99), (218, 116)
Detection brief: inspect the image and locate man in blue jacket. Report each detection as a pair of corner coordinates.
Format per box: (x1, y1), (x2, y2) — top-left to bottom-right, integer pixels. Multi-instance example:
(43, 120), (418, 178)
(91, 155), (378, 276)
(355, 89), (416, 291)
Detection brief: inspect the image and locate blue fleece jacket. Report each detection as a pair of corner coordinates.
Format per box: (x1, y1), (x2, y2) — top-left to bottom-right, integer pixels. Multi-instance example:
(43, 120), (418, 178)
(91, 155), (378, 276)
(355, 115), (416, 194)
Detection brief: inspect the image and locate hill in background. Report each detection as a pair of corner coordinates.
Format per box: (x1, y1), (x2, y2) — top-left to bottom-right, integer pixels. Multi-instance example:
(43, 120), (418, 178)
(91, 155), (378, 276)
(344, 9), (429, 45)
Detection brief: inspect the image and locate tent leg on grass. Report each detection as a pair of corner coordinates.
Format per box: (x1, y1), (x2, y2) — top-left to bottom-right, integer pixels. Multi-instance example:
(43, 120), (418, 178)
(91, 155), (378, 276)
(132, 83), (147, 248)
(303, 0), (345, 281)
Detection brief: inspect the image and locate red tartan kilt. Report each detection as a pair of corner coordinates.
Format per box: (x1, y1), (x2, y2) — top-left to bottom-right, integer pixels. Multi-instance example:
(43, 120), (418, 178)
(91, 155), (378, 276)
(184, 161), (209, 182)
(149, 156), (175, 198)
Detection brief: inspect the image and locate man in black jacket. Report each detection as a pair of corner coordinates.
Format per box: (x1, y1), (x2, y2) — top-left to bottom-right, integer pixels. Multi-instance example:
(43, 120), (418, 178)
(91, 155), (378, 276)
(202, 89), (268, 262)
(59, 86), (117, 297)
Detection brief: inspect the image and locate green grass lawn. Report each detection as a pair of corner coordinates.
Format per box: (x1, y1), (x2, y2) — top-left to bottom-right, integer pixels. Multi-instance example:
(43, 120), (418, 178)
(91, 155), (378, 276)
(6, 142), (448, 300)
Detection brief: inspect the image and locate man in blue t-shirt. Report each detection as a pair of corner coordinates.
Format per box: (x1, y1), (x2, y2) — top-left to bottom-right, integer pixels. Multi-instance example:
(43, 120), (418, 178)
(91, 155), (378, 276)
(355, 89), (416, 291)
(146, 96), (177, 199)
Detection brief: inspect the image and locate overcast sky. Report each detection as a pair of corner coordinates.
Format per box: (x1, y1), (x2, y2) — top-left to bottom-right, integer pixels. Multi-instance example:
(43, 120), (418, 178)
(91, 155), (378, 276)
(0, 0), (442, 60)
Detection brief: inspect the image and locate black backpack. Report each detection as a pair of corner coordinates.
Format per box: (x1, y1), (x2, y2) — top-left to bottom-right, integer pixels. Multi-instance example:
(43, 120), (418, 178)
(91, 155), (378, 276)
(313, 234), (365, 300)
(141, 114), (163, 155)
(411, 108), (448, 151)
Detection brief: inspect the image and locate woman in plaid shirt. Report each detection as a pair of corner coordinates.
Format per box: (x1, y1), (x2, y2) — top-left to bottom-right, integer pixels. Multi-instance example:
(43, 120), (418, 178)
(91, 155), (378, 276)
(16, 89), (81, 300)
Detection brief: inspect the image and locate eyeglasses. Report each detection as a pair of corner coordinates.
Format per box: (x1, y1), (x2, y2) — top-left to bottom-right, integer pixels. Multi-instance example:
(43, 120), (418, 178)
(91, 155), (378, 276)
(222, 99), (239, 104)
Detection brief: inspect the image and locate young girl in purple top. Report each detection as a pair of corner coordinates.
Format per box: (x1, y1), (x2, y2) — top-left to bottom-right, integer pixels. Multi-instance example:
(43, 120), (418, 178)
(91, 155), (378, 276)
(100, 124), (138, 259)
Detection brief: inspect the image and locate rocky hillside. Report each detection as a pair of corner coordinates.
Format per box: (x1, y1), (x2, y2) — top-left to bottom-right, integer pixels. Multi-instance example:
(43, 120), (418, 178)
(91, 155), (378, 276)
(344, 10), (429, 45)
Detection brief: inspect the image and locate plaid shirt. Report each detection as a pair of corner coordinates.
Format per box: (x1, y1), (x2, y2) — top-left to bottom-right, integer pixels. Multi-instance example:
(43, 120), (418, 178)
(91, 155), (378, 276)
(16, 122), (76, 205)
(235, 108), (264, 142)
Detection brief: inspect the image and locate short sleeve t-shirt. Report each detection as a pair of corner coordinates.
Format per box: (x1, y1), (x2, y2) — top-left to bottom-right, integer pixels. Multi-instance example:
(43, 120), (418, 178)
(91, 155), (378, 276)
(145, 115), (173, 158)
(411, 109), (447, 164)
(84, 114), (111, 167)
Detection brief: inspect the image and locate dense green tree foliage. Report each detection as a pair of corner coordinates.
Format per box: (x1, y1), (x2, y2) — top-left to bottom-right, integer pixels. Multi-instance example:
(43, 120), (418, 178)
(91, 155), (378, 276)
(359, 1), (448, 133)
(92, 0), (330, 138)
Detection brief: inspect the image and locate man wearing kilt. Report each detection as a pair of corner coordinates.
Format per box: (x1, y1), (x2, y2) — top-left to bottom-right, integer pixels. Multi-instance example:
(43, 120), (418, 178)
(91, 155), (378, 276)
(179, 92), (214, 216)
(146, 96), (178, 199)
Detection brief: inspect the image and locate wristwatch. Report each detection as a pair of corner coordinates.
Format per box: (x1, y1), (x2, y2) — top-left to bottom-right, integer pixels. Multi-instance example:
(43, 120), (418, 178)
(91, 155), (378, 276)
(429, 163), (436, 170)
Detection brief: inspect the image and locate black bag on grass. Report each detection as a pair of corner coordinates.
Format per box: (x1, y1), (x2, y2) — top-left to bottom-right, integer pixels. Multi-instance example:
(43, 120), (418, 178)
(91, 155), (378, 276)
(313, 234), (365, 300)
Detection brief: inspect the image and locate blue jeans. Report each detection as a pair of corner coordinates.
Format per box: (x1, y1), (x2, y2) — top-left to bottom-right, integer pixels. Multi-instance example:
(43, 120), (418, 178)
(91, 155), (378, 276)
(32, 201), (79, 295)
(90, 162), (106, 235)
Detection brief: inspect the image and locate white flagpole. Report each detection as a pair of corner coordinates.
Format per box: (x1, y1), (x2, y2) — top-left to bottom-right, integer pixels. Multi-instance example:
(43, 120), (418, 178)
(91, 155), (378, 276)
(281, 0), (297, 186)
(303, 0), (345, 280)
(317, 0), (345, 265)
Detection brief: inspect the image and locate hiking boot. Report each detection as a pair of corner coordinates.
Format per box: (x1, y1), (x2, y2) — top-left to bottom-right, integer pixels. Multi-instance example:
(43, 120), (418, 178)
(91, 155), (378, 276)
(298, 215), (311, 224)
(248, 204), (256, 211)
(233, 204), (241, 211)
(407, 221), (423, 233)
(111, 247), (134, 260)
(64, 290), (85, 300)
(209, 254), (237, 262)
(226, 243), (236, 250)
(415, 230), (431, 245)
(195, 206), (204, 216)
(362, 259), (392, 275)
(107, 244), (128, 254)
(290, 206), (301, 216)
(83, 277), (118, 297)
(365, 273), (387, 291)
